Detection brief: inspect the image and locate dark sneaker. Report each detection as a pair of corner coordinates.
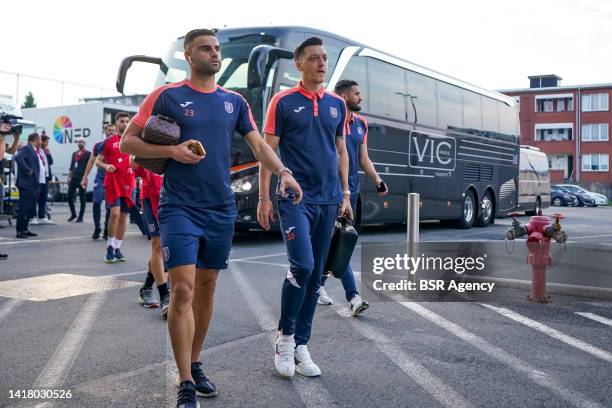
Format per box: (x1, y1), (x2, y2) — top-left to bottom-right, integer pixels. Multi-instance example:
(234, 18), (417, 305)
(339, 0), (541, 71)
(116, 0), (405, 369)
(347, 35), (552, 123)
(114, 248), (126, 262)
(139, 287), (159, 308)
(25, 231), (38, 237)
(92, 228), (101, 240)
(105, 246), (115, 263)
(75, 217), (83, 223)
(68, 215), (77, 222)
(160, 295), (170, 319)
(191, 362), (217, 397)
(103, 230), (108, 240)
(176, 380), (200, 408)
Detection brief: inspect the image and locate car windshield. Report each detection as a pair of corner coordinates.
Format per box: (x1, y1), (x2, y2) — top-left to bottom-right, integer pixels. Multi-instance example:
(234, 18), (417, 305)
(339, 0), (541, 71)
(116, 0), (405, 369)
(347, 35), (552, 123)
(563, 186), (587, 193)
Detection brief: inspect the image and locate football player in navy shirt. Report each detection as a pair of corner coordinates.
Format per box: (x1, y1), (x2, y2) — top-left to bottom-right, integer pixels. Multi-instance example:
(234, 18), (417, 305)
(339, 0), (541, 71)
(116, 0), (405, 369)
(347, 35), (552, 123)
(258, 37), (352, 378)
(318, 79), (388, 316)
(120, 28), (302, 408)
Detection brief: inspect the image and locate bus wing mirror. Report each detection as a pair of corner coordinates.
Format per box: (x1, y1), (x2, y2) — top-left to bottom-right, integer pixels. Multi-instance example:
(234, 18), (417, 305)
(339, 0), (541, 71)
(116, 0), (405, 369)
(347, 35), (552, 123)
(247, 45), (293, 89)
(116, 55), (163, 94)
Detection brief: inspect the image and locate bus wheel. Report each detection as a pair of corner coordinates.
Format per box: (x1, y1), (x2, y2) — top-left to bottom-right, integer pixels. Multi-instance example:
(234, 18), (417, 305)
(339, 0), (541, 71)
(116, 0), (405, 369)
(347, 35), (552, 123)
(475, 190), (494, 227)
(456, 190), (476, 229)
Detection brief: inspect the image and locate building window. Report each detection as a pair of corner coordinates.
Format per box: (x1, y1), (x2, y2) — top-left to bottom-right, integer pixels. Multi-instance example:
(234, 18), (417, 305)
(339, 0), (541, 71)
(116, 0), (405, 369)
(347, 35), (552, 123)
(582, 93), (609, 112)
(582, 123), (609, 141)
(544, 99), (553, 112)
(557, 99), (565, 112)
(535, 96), (573, 112)
(582, 154), (609, 171)
(535, 124), (573, 141)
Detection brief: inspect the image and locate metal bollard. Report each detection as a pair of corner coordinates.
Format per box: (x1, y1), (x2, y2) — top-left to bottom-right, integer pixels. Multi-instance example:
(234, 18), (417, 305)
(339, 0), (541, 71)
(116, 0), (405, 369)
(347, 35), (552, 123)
(407, 193), (420, 244)
(407, 193), (420, 281)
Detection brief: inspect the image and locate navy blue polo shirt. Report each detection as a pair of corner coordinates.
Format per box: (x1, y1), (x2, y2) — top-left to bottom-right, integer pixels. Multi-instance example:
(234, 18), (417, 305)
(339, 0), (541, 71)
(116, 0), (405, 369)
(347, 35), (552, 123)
(132, 80), (256, 209)
(264, 82), (347, 204)
(93, 139), (106, 184)
(346, 113), (368, 195)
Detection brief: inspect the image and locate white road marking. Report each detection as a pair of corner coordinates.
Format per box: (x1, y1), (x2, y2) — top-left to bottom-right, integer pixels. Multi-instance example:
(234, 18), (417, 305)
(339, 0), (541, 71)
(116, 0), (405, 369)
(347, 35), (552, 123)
(229, 251), (287, 262)
(0, 298), (23, 322)
(575, 312), (612, 327)
(230, 262), (334, 408)
(397, 300), (604, 408)
(32, 292), (107, 405)
(481, 304), (612, 363)
(330, 302), (474, 408)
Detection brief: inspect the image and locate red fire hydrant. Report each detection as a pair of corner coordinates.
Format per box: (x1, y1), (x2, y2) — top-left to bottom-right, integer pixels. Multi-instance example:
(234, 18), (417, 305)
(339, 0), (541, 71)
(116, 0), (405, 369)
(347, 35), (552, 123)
(505, 212), (567, 303)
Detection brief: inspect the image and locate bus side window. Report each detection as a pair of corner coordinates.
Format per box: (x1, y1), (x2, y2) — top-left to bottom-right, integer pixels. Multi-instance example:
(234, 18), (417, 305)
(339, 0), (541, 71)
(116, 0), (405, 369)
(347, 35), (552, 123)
(482, 97), (500, 137)
(367, 58), (406, 121)
(339, 56), (369, 113)
(405, 70), (437, 127)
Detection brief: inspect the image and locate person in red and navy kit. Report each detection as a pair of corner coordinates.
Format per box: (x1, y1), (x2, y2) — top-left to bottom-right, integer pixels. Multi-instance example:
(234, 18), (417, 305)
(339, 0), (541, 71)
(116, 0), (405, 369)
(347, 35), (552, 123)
(318, 79), (388, 315)
(120, 29), (301, 408)
(130, 157), (169, 316)
(96, 112), (135, 263)
(258, 37), (352, 378)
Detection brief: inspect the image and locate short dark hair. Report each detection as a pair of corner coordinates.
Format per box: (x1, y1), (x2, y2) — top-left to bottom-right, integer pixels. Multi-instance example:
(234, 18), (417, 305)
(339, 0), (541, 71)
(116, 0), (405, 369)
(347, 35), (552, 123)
(294, 37), (323, 60)
(28, 132), (40, 143)
(40, 134), (49, 142)
(335, 79), (359, 95)
(115, 112), (130, 122)
(184, 28), (217, 50)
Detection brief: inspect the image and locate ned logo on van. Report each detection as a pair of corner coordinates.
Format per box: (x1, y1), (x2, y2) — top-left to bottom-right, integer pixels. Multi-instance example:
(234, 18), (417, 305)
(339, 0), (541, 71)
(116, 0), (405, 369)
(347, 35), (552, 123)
(408, 131), (456, 171)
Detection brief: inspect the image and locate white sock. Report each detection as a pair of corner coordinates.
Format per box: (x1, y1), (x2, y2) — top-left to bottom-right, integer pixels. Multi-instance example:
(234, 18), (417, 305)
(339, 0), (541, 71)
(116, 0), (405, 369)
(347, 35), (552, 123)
(108, 237), (115, 248)
(114, 239), (123, 249)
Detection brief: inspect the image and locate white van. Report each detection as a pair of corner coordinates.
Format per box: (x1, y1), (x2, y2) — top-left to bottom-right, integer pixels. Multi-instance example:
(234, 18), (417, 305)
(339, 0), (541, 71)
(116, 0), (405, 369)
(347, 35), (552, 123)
(518, 146), (551, 215)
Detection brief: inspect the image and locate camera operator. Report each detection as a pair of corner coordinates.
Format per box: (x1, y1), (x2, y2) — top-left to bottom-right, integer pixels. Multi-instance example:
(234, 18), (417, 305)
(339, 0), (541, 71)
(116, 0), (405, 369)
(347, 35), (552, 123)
(0, 121), (20, 257)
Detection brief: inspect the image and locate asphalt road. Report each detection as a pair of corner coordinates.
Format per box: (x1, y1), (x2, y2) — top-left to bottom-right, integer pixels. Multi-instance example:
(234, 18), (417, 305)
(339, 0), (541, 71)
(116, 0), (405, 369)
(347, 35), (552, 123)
(0, 204), (610, 407)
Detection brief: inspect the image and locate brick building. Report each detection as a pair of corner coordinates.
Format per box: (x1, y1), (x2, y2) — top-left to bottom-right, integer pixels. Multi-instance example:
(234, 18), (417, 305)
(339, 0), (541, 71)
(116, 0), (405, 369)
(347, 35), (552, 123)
(500, 75), (612, 194)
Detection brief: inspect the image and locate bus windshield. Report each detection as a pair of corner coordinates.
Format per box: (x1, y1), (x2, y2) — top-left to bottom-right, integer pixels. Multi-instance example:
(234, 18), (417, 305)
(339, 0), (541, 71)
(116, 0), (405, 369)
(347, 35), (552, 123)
(154, 32), (277, 167)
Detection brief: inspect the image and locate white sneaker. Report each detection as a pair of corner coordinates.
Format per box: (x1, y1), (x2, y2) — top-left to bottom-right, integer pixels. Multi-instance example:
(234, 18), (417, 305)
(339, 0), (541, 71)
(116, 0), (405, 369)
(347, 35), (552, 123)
(275, 334), (295, 377)
(30, 218), (39, 225)
(317, 287), (333, 305)
(349, 295), (370, 316)
(295, 345), (321, 377)
(38, 218), (54, 225)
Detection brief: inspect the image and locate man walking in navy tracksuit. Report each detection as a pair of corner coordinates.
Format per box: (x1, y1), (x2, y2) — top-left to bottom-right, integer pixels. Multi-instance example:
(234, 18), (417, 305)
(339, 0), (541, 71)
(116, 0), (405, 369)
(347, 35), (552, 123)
(15, 132), (42, 239)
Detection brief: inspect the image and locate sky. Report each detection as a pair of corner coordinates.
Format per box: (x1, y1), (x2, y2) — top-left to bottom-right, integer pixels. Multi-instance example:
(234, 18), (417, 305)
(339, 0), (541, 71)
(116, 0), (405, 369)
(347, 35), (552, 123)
(3, 0), (612, 108)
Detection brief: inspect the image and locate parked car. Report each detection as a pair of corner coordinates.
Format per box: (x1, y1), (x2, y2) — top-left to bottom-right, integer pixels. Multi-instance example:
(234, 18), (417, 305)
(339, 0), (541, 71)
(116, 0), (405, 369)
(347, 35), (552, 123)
(552, 185), (595, 207)
(555, 184), (608, 206)
(550, 186), (579, 207)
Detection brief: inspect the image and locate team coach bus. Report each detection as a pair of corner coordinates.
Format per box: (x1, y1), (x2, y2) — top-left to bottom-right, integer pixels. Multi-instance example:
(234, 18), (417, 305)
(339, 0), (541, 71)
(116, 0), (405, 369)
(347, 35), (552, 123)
(117, 26), (520, 229)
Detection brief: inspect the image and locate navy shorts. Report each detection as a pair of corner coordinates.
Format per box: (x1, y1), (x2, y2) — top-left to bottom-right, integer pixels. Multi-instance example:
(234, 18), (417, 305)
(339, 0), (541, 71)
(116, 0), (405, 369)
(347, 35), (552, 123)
(141, 198), (160, 238)
(93, 181), (105, 203)
(108, 197), (129, 213)
(158, 204), (237, 270)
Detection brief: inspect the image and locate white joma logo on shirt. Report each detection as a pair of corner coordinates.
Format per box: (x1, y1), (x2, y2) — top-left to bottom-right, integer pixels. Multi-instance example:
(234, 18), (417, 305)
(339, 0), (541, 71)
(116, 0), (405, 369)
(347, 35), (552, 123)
(180, 101), (194, 107)
(293, 106), (306, 113)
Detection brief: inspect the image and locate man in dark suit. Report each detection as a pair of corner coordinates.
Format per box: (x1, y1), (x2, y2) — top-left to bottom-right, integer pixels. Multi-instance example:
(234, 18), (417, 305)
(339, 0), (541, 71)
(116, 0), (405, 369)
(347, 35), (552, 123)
(14, 132), (42, 238)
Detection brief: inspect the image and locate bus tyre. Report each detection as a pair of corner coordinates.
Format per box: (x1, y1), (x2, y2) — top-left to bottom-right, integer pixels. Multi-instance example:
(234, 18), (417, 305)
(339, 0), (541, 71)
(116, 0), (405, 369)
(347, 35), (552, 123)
(456, 190), (476, 229)
(475, 190), (494, 227)
(525, 197), (541, 216)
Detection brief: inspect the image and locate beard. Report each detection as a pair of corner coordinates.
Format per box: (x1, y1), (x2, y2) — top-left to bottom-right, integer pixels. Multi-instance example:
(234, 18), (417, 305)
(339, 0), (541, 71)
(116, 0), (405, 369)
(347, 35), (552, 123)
(193, 62), (221, 77)
(347, 102), (361, 112)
